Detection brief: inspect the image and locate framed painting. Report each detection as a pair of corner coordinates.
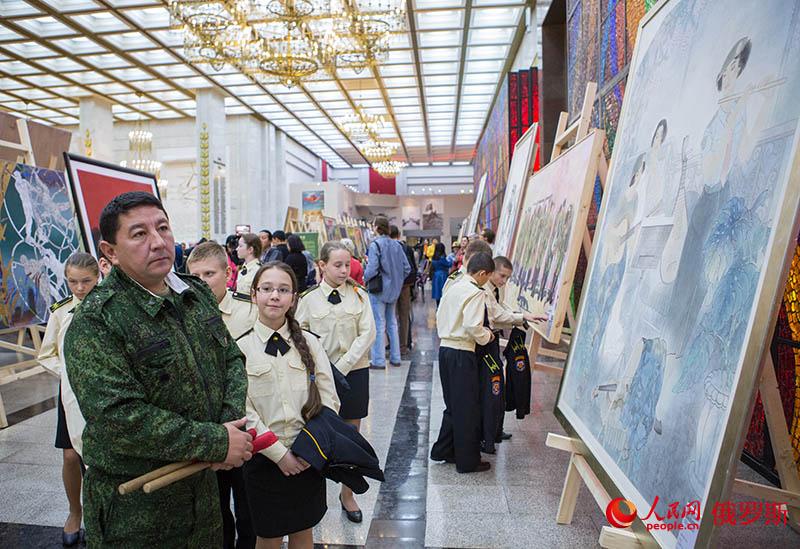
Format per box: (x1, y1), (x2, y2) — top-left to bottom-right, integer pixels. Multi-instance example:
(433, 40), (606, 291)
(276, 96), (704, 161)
(323, 216), (337, 242)
(503, 129), (603, 343)
(296, 232), (320, 260)
(0, 161), (81, 328)
(555, 1), (800, 547)
(493, 123), (539, 257)
(64, 153), (159, 259)
(401, 205), (421, 231)
(465, 174), (487, 236)
(302, 190), (324, 222)
(421, 198), (444, 231)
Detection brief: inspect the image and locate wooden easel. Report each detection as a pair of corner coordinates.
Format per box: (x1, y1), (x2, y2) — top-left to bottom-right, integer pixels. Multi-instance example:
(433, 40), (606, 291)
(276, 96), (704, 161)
(548, 346), (800, 547)
(0, 124), (50, 428)
(526, 82), (608, 376)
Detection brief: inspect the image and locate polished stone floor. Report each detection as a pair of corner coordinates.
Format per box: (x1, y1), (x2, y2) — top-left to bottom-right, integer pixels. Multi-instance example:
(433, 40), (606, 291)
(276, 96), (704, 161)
(1, 299), (799, 548)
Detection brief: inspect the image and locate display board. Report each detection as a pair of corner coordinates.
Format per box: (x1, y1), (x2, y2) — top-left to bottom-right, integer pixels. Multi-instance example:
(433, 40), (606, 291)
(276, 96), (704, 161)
(504, 130), (603, 343)
(64, 154), (159, 259)
(323, 216), (337, 242)
(295, 232), (320, 260)
(421, 198), (444, 231)
(493, 123), (539, 257)
(556, 1), (800, 546)
(401, 205), (421, 231)
(301, 190), (324, 222)
(465, 174), (487, 236)
(0, 161), (81, 328)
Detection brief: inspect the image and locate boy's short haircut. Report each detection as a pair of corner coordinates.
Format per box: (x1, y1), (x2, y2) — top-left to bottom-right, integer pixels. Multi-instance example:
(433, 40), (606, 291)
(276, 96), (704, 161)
(187, 241), (228, 270)
(464, 239), (492, 261)
(467, 251), (495, 275)
(493, 256), (513, 271)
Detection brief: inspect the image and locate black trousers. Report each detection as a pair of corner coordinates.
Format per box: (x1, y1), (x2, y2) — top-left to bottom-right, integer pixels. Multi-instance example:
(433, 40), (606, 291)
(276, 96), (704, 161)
(217, 468), (255, 549)
(431, 347), (481, 472)
(478, 337), (504, 450)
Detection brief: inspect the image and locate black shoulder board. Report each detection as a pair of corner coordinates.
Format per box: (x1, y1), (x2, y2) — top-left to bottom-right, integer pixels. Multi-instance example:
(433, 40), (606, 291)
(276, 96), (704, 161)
(346, 279), (366, 291)
(235, 328), (254, 341)
(471, 281), (483, 289)
(299, 284), (318, 298)
(303, 328), (321, 339)
(49, 295), (72, 313)
(448, 271), (462, 280)
(232, 291), (251, 302)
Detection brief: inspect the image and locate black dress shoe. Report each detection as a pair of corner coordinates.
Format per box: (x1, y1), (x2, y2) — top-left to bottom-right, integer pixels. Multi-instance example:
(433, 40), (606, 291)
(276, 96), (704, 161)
(480, 441), (496, 454)
(62, 528), (84, 547)
(459, 461), (491, 473)
(340, 495), (363, 523)
(495, 431), (512, 442)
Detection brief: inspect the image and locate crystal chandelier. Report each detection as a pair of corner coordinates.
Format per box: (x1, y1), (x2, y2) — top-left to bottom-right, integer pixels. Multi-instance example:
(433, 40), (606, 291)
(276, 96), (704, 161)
(372, 159), (406, 177)
(168, 0), (406, 87)
(360, 140), (396, 162)
(336, 105), (385, 143)
(120, 95), (163, 176)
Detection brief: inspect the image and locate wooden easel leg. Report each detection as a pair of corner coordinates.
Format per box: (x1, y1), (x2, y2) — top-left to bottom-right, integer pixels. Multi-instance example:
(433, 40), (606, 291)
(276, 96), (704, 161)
(557, 453), (583, 524)
(760, 354), (800, 532)
(29, 326), (42, 353)
(0, 391), (7, 429)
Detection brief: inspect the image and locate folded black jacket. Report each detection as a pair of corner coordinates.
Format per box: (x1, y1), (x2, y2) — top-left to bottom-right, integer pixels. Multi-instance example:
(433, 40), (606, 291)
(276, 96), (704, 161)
(291, 407), (385, 494)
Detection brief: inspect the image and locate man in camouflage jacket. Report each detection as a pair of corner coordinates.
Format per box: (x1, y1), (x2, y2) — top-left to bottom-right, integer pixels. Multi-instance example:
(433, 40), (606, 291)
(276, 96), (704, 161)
(65, 192), (252, 548)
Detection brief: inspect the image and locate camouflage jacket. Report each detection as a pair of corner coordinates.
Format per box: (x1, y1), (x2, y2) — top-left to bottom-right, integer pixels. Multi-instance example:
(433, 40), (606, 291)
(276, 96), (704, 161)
(65, 266), (247, 477)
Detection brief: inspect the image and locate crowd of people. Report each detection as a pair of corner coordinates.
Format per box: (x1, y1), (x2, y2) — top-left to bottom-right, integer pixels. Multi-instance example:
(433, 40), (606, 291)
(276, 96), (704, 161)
(39, 192), (530, 548)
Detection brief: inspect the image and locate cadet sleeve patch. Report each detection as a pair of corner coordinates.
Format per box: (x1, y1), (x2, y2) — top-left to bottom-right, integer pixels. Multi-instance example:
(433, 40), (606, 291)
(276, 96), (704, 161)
(232, 291), (252, 302)
(299, 285), (318, 298)
(49, 295), (73, 313)
(235, 327), (254, 341)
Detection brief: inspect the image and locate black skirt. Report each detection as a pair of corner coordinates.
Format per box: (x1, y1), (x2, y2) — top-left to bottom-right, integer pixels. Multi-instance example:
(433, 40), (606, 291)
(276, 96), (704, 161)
(243, 453), (327, 538)
(54, 386), (72, 450)
(339, 367), (369, 420)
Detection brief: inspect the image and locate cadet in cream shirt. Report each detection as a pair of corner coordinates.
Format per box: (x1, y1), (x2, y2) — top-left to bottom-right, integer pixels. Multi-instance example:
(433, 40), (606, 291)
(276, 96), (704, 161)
(219, 289), (258, 339)
(484, 279), (525, 331)
(237, 320), (340, 463)
(295, 279), (376, 375)
(38, 295), (86, 455)
(236, 258), (261, 295)
(436, 274), (493, 351)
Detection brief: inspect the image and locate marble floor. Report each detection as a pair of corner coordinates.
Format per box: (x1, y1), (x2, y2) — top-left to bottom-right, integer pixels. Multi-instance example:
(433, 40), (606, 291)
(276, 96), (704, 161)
(1, 299), (799, 548)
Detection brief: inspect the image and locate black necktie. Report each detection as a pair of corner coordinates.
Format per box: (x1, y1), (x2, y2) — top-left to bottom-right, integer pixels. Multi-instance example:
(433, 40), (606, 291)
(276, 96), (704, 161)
(328, 289), (342, 305)
(483, 305), (490, 328)
(494, 287), (500, 302)
(265, 332), (290, 356)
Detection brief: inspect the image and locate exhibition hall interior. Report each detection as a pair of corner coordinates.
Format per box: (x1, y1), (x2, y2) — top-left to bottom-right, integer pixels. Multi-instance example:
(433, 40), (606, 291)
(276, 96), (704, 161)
(2, 0), (800, 547)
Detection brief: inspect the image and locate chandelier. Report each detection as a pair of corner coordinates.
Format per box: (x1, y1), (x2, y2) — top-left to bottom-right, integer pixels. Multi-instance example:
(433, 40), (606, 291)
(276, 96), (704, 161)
(168, 0), (406, 87)
(372, 159), (406, 177)
(336, 105), (386, 143)
(121, 128), (163, 175)
(361, 139), (396, 162)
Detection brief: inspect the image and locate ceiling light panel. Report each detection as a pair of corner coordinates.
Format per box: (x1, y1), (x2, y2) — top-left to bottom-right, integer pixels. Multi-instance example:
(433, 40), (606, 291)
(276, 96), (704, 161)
(425, 86), (455, 97)
(416, 10), (463, 30)
(61, 71), (109, 84)
(211, 73), (251, 86)
(242, 95), (275, 106)
(89, 82), (133, 94)
(0, 78), (28, 90)
(122, 7), (171, 30)
(107, 67), (152, 81)
(0, 60), (41, 75)
(70, 12), (131, 33)
(462, 84), (496, 96)
(419, 48), (460, 63)
(422, 62), (459, 75)
(466, 44), (509, 60)
(22, 74), (68, 87)
(149, 30), (183, 47)
(468, 27), (514, 45)
(37, 58), (86, 72)
(149, 90), (189, 101)
(226, 84), (262, 96)
(463, 71), (499, 85)
(2, 42), (57, 59)
(382, 76), (417, 88)
(470, 7), (523, 27)
(417, 30), (461, 48)
(103, 31), (157, 51)
(0, 1), (41, 17)
(14, 17), (75, 38)
(50, 36), (105, 55)
(465, 59), (505, 73)
(40, 0), (101, 12)
(169, 76), (211, 88)
(379, 64), (414, 77)
(149, 110), (183, 119)
(82, 53), (130, 69)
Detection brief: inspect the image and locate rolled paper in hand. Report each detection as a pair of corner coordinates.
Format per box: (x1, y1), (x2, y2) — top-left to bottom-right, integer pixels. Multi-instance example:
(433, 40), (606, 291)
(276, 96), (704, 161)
(118, 461), (191, 495)
(252, 430), (279, 453)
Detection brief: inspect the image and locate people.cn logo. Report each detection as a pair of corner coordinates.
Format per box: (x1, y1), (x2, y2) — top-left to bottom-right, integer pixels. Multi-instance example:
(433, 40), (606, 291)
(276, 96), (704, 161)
(606, 497), (637, 528)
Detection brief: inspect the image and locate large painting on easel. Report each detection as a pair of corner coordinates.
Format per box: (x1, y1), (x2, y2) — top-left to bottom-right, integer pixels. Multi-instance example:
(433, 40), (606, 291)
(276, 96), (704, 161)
(556, 0), (800, 546)
(504, 130), (603, 343)
(493, 123), (538, 258)
(0, 161), (81, 329)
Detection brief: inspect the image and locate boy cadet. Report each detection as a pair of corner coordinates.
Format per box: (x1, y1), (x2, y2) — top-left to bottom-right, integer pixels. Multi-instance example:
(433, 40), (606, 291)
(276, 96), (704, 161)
(431, 251), (496, 473)
(187, 241), (258, 549)
(482, 256), (544, 451)
(65, 192), (252, 548)
(442, 239), (493, 296)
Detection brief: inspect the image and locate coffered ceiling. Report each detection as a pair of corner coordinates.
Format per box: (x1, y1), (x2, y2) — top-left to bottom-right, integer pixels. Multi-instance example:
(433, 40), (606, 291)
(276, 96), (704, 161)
(0, 0), (539, 168)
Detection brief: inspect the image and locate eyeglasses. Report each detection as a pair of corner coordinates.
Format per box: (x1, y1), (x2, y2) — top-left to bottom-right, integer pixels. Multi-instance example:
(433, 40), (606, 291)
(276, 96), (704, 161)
(256, 286), (294, 296)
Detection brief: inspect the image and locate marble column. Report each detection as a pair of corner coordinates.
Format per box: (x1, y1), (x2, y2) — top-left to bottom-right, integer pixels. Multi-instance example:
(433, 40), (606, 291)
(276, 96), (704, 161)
(78, 96), (113, 161)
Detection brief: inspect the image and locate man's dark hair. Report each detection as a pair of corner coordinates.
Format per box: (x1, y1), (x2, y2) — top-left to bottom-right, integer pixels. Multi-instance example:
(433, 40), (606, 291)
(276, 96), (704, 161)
(482, 228), (495, 244)
(374, 215), (389, 235)
(99, 191), (168, 244)
(464, 239), (492, 260)
(259, 229), (272, 239)
(389, 224), (400, 239)
(272, 230), (287, 242)
(494, 256), (513, 271)
(467, 251), (495, 275)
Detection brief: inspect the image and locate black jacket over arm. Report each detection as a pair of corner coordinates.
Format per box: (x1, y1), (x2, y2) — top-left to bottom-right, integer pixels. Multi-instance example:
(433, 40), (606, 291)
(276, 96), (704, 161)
(291, 407), (384, 494)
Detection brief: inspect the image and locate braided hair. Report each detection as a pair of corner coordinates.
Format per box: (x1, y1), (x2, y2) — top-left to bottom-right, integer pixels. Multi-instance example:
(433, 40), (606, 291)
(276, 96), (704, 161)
(251, 261), (322, 422)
